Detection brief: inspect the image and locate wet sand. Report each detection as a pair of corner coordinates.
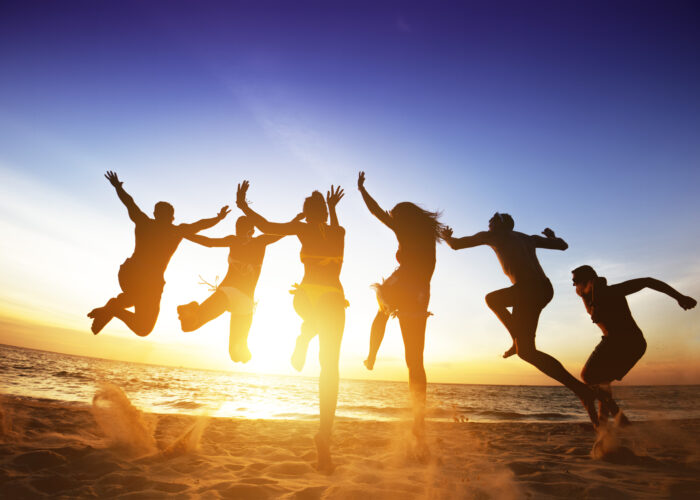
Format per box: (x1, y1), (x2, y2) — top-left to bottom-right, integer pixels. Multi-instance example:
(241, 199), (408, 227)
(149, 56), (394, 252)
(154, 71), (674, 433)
(1, 393), (698, 499)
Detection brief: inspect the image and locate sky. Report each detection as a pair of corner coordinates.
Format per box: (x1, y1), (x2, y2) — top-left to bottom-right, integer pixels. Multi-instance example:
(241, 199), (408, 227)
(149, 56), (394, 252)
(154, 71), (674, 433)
(1, 0), (698, 385)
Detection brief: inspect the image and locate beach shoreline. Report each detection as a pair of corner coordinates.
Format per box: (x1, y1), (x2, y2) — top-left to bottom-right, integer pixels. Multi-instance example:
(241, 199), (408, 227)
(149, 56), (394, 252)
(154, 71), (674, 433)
(1, 394), (699, 499)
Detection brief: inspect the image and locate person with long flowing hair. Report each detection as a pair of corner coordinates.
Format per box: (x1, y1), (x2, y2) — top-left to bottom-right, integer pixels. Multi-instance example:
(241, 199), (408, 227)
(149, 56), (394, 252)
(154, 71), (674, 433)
(235, 180), (346, 474)
(357, 171), (443, 451)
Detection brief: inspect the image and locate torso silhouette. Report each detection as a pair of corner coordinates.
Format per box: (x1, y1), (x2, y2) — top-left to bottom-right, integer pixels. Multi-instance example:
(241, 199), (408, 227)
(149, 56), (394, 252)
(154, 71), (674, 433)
(298, 223), (345, 288)
(586, 281), (643, 340)
(395, 225), (436, 285)
(488, 231), (548, 284)
(128, 218), (184, 278)
(222, 237), (268, 297)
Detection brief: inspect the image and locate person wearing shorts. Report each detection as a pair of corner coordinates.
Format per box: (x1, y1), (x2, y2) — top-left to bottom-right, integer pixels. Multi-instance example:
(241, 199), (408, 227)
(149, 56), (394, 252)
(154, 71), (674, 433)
(442, 213), (600, 426)
(572, 265), (696, 424)
(88, 171), (229, 336)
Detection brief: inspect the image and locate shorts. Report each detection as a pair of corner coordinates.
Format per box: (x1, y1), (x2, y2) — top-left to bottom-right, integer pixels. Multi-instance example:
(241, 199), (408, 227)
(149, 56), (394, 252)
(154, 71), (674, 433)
(118, 259), (165, 310)
(512, 279), (553, 311)
(582, 335), (647, 384)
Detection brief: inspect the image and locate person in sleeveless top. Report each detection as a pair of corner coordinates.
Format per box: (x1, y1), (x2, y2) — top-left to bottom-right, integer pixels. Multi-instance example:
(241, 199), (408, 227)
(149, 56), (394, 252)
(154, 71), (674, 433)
(357, 171), (444, 452)
(236, 180), (346, 474)
(177, 215), (293, 363)
(572, 265), (696, 425)
(442, 213), (600, 427)
(88, 171), (230, 336)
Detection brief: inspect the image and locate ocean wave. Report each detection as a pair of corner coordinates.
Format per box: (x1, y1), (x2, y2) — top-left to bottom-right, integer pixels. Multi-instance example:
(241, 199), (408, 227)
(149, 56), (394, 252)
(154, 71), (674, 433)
(157, 399), (203, 410)
(54, 370), (92, 381)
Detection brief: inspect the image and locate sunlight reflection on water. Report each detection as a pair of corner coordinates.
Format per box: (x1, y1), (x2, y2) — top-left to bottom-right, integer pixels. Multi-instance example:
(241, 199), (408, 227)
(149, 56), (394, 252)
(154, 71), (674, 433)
(2, 344), (699, 422)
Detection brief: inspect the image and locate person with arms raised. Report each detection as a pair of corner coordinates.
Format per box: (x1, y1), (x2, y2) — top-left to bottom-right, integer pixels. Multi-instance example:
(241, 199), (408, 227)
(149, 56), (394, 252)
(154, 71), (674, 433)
(88, 171), (229, 336)
(358, 171), (444, 454)
(236, 180), (346, 474)
(442, 214), (599, 426)
(177, 213), (296, 362)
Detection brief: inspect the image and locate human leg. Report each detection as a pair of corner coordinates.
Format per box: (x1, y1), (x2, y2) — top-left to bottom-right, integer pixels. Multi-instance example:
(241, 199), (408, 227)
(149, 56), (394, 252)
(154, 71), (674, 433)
(178, 290), (228, 332)
(398, 311), (428, 440)
(291, 290), (316, 372)
(513, 308), (598, 426)
(582, 338), (642, 426)
(112, 298), (160, 337)
(485, 286), (518, 358)
(364, 310), (390, 370)
(88, 294), (132, 335)
(316, 295), (345, 474)
(229, 313), (254, 363)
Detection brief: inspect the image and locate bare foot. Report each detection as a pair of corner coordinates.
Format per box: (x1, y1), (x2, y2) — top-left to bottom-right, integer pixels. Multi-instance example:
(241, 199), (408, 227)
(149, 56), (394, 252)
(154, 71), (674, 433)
(229, 342), (252, 363)
(89, 307), (113, 335)
(177, 302), (199, 332)
(314, 433), (335, 475)
(502, 344), (517, 358)
(291, 335), (310, 372)
(363, 355), (376, 370)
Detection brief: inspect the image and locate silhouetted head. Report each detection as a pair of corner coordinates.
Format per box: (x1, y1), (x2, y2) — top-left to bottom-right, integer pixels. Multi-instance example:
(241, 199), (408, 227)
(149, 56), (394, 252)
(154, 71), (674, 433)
(488, 212), (514, 233)
(153, 201), (174, 223)
(235, 216), (255, 239)
(572, 265), (598, 296)
(390, 202), (444, 242)
(303, 191), (328, 224)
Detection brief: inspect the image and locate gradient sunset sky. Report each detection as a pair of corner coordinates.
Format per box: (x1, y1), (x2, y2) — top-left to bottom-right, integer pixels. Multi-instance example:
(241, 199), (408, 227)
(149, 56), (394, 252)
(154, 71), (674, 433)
(1, 1), (698, 385)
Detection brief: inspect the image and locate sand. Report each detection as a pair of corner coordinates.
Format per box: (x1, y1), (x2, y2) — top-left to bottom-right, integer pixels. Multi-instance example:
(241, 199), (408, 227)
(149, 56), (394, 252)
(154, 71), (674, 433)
(0, 392), (698, 499)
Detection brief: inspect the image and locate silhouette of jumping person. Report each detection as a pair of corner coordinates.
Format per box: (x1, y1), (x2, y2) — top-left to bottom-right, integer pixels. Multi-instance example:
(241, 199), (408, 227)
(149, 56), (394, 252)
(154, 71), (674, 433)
(572, 265), (696, 425)
(177, 215), (296, 362)
(442, 214), (599, 426)
(357, 171), (444, 448)
(88, 171), (230, 336)
(236, 180), (346, 474)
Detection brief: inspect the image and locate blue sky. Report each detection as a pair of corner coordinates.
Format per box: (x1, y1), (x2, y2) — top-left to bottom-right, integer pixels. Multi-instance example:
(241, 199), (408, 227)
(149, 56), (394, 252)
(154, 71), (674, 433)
(1, 1), (698, 383)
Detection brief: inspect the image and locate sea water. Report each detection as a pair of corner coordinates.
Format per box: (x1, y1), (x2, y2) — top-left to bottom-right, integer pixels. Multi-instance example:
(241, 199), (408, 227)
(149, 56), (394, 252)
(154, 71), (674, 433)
(2, 344), (698, 422)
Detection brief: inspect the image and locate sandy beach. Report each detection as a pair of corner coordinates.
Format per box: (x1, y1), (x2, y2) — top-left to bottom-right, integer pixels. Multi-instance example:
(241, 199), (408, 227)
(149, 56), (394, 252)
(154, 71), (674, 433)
(1, 390), (698, 499)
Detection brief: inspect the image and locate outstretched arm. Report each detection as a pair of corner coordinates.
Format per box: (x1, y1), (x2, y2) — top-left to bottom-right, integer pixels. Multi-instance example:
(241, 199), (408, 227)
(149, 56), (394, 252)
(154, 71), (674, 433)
(105, 171), (147, 223)
(326, 185), (344, 227)
(440, 226), (490, 250)
(180, 205), (231, 236)
(357, 171), (393, 229)
(186, 234), (236, 247)
(256, 214), (304, 245)
(530, 228), (568, 250)
(611, 278), (697, 310)
(236, 180), (303, 236)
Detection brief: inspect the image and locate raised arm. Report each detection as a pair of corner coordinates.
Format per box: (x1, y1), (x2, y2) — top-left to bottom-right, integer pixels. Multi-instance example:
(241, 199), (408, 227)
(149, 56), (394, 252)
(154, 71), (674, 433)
(179, 205), (230, 236)
(530, 228), (568, 250)
(326, 185), (344, 227)
(611, 278), (697, 310)
(236, 180), (303, 236)
(440, 226), (491, 250)
(186, 234), (236, 248)
(357, 171), (393, 229)
(105, 171), (147, 223)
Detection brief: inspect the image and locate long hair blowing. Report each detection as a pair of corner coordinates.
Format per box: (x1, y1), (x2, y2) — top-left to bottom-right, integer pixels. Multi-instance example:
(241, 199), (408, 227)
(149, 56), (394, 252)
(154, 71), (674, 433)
(390, 202), (445, 242)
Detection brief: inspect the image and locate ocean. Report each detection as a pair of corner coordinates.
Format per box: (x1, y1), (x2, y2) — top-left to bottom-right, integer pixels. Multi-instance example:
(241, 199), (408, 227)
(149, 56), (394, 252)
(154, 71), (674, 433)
(2, 344), (698, 423)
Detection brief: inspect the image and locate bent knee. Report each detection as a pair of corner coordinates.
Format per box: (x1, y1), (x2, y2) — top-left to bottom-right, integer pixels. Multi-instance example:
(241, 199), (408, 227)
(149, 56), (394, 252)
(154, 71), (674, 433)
(133, 324), (155, 337)
(516, 348), (535, 363)
(485, 292), (501, 310)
